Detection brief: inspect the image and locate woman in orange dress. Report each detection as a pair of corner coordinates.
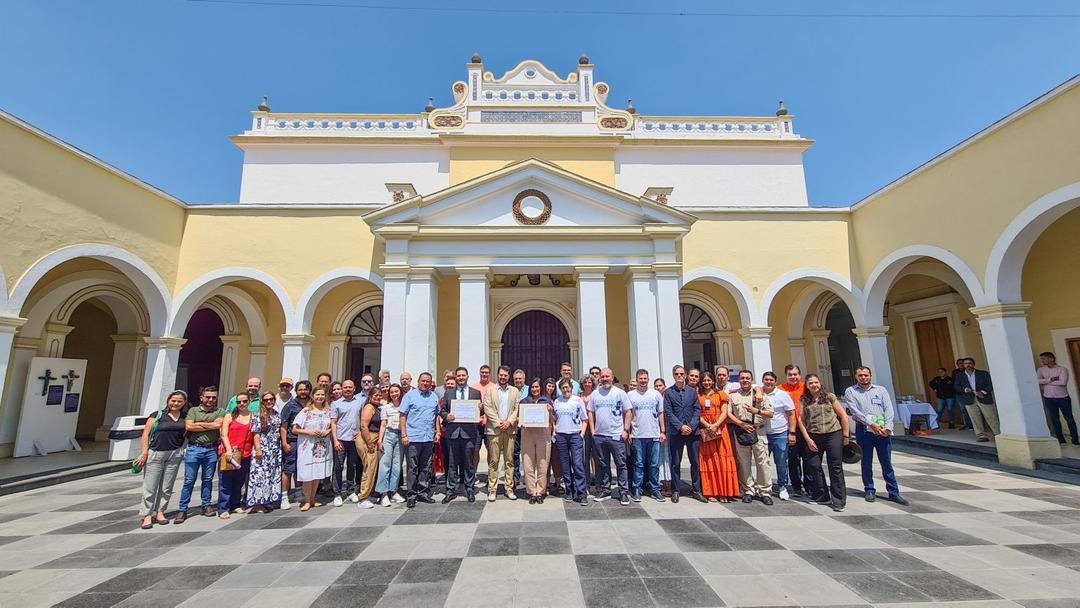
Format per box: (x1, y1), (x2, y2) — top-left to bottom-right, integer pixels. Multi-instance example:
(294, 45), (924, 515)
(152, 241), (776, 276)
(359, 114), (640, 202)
(698, 372), (741, 502)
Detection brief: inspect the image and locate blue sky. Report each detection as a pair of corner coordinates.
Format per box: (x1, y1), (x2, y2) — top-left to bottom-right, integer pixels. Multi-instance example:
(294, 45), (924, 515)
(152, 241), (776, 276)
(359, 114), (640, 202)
(2, 0), (1078, 206)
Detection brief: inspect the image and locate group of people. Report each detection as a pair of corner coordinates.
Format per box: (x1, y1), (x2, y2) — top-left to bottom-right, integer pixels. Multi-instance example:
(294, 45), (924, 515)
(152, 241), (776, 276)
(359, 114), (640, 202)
(135, 361), (910, 528)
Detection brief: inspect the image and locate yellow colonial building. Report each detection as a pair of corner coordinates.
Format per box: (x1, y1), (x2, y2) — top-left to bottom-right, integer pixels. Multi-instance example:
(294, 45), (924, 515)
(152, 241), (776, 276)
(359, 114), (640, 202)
(2, 56), (1079, 469)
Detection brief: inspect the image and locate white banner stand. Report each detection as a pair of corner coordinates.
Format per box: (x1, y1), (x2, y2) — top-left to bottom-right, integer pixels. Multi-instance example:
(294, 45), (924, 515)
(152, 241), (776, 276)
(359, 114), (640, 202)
(14, 357), (88, 457)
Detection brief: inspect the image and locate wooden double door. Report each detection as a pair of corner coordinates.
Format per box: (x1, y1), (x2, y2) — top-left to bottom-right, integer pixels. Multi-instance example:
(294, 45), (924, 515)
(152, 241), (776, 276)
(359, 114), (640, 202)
(914, 316), (955, 397)
(500, 310), (571, 382)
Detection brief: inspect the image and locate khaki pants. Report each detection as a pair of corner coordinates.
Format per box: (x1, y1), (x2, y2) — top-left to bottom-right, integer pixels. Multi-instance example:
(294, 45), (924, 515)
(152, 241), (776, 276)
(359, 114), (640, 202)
(520, 428), (551, 496)
(357, 442), (380, 500)
(735, 435), (774, 497)
(487, 429), (516, 495)
(966, 402), (1000, 440)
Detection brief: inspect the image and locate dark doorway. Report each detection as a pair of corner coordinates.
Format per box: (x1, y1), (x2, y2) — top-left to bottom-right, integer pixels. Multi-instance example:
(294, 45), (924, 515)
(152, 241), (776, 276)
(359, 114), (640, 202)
(501, 310), (571, 381)
(346, 305), (382, 382)
(681, 303), (717, 373)
(826, 302), (861, 392)
(177, 308), (224, 399)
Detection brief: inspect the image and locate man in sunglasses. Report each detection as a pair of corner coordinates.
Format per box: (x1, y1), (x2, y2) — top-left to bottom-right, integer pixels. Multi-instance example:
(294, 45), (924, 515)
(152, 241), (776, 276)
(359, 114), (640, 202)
(275, 377), (294, 413)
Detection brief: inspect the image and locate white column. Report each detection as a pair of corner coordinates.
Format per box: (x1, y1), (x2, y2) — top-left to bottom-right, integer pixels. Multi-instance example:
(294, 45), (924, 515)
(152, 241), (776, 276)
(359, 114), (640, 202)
(98, 334), (147, 440)
(458, 267), (490, 376)
(326, 336), (348, 381)
(248, 345), (267, 381)
(576, 266), (609, 370)
(971, 303), (1062, 468)
(403, 267), (438, 376)
(788, 339), (808, 378)
(713, 330), (735, 368)
(41, 322), (74, 357)
(626, 266), (661, 381)
(489, 341), (503, 370)
(218, 334), (241, 396)
(739, 327), (773, 377)
(809, 329), (833, 393)
(852, 326), (895, 398)
(0, 317), (28, 451)
(568, 340), (581, 376)
(281, 334), (314, 383)
(380, 265), (408, 378)
(139, 337), (186, 415)
(654, 263), (684, 380)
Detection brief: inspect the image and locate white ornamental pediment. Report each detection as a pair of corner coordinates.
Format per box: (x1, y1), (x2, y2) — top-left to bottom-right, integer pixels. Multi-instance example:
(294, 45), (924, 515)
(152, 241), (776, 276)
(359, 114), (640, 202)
(363, 158), (695, 232)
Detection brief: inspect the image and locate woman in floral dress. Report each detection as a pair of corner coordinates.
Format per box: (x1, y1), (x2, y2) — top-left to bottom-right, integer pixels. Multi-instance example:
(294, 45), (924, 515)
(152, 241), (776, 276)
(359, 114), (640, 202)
(246, 391), (282, 513)
(292, 387), (334, 511)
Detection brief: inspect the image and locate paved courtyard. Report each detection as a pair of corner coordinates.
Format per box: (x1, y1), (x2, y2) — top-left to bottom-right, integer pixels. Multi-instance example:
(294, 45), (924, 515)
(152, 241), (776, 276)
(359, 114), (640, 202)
(1, 452), (1079, 607)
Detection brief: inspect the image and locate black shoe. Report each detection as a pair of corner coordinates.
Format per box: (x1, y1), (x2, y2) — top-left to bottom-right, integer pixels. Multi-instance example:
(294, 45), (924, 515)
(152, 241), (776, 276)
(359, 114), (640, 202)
(830, 502), (845, 512)
(865, 492), (876, 503)
(529, 496), (537, 504)
(442, 494), (456, 504)
(761, 495), (774, 506)
(406, 499), (416, 508)
(577, 497), (589, 506)
(741, 494), (754, 504)
(671, 492), (680, 503)
(887, 494), (910, 506)
(619, 494), (630, 506)
(537, 495), (545, 504)
(790, 489), (805, 499)
(467, 492), (476, 503)
(563, 493), (574, 503)
(651, 493), (666, 503)
(691, 492), (707, 504)
(417, 495), (435, 504)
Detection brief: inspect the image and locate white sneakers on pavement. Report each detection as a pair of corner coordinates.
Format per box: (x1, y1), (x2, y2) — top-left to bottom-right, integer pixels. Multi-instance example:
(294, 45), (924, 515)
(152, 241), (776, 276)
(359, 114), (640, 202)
(332, 496), (344, 507)
(380, 495), (391, 507)
(280, 496), (291, 510)
(358, 499), (375, 509)
(347, 493), (359, 503)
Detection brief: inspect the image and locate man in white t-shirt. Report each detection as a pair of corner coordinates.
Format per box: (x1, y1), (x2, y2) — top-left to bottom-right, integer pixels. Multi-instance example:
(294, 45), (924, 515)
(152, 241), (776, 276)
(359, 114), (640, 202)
(760, 371), (795, 501)
(587, 368), (634, 505)
(715, 366), (741, 394)
(627, 368), (666, 502)
(275, 377), (294, 413)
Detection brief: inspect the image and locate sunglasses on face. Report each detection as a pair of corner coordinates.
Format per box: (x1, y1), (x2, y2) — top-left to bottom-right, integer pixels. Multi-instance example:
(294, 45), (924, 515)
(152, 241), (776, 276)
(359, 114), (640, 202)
(361, 379), (373, 384)
(262, 397), (275, 402)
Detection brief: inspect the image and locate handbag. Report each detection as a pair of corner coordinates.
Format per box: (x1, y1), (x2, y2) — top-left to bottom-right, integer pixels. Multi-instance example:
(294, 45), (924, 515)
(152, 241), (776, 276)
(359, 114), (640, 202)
(733, 410), (759, 447)
(131, 410), (164, 474)
(218, 416), (252, 471)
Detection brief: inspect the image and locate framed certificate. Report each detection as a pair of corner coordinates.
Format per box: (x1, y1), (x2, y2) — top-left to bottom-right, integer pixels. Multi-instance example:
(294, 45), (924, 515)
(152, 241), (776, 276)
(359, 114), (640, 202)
(451, 400), (481, 423)
(521, 404), (548, 428)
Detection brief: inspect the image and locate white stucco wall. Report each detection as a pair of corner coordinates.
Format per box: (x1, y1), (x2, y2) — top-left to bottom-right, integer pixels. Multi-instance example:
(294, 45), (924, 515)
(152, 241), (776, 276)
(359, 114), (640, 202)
(614, 147), (809, 207)
(237, 144), (450, 203)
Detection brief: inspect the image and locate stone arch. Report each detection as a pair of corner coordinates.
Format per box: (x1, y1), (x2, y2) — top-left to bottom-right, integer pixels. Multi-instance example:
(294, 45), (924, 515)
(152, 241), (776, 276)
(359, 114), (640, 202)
(679, 289), (732, 331)
(679, 267), (758, 326)
(6, 244), (169, 336)
(294, 268), (385, 334)
(491, 299), (579, 344)
(49, 283), (149, 336)
(332, 292), (385, 335)
(19, 271), (147, 338)
(168, 268), (293, 337)
(761, 269), (865, 328)
(862, 245), (985, 325)
(986, 181), (1080, 302)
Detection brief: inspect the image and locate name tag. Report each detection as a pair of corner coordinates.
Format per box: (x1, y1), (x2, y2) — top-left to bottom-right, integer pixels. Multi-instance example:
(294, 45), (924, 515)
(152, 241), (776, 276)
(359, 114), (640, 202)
(871, 396), (883, 406)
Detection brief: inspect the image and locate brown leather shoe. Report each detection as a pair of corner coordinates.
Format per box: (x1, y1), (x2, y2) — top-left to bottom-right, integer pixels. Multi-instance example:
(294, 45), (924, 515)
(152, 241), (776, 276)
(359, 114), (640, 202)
(202, 506), (216, 517)
(173, 511), (187, 525)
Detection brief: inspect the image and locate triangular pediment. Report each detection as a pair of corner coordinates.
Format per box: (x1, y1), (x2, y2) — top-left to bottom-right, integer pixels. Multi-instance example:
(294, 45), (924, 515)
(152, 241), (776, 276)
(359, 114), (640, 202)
(363, 158), (695, 232)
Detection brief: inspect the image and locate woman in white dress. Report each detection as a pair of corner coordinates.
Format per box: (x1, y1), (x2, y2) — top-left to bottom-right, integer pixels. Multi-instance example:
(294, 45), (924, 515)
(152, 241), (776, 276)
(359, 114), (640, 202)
(291, 387), (333, 511)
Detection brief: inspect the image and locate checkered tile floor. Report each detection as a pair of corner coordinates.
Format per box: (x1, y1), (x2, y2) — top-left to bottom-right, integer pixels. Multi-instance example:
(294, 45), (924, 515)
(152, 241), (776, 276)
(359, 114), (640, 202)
(2, 452), (1080, 607)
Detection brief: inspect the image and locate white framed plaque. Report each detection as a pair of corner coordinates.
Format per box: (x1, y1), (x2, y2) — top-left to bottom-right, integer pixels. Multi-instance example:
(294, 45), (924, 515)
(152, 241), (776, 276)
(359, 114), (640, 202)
(451, 400), (481, 423)
(521, 404), (548, 428)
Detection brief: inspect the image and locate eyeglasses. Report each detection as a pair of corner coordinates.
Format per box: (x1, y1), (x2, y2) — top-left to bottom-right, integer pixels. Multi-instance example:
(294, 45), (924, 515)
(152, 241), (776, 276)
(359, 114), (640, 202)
(674, 371), (686, 376)
(279, 384), (292, 388)
(262, 397), (275, 402)
(361, 380), (373, 384)
(237, 400), (249, 405)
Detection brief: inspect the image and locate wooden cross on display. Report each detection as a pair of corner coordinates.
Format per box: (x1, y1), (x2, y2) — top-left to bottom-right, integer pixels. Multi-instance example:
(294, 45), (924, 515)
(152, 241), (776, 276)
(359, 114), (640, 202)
(38, 369), (57, 396)
(63, 369), (81, 391)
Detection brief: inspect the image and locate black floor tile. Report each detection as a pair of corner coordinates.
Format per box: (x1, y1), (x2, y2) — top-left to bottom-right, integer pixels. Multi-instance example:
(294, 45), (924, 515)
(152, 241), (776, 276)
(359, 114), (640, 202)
(87, 534), (149, 550)
(794, 550), (876, 573)
(717, 532), (783, 551)
(331, 526), (385, 542)
(892, 570), (999, 601)
(85, 568), (176, 593)
(629, 553), (698, 578)
(150, 564), (237, 590)
(55, 495), (143, 512)
(828, 572), (933, 603)
(575, 553), (634, 578)
(519, 521), (569, 537)
(862, 528), (944, 548)
(468, 537), (518, 557)
(580, 576), (654, 608)
(697, 518), (756, 533)
(656, 519), (711, 535)
(848, 549), (938, 572)
(376, 581), (453, 607)
(668, 534), (731, 553)
(0, 535), (26, 546)
(474, 522), (522, 538)
(220, 516), (272, 531)
(1009, 543), (1080, 566)
(303, 541), (370, 561)
(910, 527), (992, 546)
(281, 527), (338, 544)
(91, 521), (145, 535)
(565, 507), (610, 520)
(519, 536), (571, 555)
(392, 558), (462, 584)
(35, 548), (169, 569)
(53, 591), (135, 608)
(337, 559), (407, 585)
(311, 584), (385, 608)
(642, 575), (725, 607)
(251, 543), (316, 562)
(262, 516), (312, 529)
(437, 509), (482, 524)
(114, 589), (197, 608)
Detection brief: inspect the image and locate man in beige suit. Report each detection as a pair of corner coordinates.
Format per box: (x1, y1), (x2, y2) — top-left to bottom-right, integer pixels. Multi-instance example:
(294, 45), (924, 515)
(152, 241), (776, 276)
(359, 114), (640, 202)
(482, 365), (521, 501)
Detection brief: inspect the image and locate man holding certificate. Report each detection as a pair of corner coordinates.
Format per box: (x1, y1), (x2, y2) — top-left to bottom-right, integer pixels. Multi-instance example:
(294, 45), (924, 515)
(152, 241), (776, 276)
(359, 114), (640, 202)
(482, 365), (522, 501)
(439, 367), (483, 503)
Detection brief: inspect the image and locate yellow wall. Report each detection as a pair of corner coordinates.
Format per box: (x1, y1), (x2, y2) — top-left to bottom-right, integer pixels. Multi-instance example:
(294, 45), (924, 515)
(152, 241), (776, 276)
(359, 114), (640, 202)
(437, 278), (459, 376)
(449, 146), (615, 186)
(1023, 207), (1080, 357)
(604, 274), (631, 382)
(63, 302), (116, 439)
(0, 117), (185, 297)
(851, 81), (1080, 286)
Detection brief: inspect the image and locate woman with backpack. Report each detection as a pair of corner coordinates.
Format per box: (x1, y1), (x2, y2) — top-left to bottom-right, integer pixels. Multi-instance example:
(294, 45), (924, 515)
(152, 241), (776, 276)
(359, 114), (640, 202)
(135, 390), (189, 529)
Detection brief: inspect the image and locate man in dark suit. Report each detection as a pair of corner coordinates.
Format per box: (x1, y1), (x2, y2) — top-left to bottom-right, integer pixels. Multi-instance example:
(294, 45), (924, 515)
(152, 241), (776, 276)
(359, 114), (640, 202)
(952, 357), (1000, 442)
(440, 366), (484, 502)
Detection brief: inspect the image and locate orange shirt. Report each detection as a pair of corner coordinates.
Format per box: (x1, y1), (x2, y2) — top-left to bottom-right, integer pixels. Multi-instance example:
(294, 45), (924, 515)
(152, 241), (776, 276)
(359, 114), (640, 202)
(780, 381), (806, 423)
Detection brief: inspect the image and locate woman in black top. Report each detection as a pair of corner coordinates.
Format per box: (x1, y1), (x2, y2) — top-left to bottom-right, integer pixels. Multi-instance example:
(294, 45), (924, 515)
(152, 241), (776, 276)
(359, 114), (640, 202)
(136, 390), (188, 529)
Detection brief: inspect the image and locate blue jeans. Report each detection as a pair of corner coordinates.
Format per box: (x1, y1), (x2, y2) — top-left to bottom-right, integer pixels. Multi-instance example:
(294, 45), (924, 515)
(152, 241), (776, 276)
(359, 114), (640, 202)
(555, 432), (586, 499)
(178, 444), (219, 512)
(935, 397), (960, 425)
(375, 430), (403, 494)
(631, 438), (661, 497)
(855, 423), (899, 497)
(766, 433), (790, 488)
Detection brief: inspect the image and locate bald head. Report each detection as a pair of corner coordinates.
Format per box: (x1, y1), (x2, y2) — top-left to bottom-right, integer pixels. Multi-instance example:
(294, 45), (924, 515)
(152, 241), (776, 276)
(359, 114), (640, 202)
(600, 368), (614, 388)
(246, 377), (262, 395)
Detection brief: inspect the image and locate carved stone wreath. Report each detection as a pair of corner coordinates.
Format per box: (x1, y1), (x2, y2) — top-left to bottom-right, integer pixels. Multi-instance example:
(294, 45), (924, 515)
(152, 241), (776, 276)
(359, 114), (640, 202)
(433, 115), (464, 128)
(600, 116), (628, 129)
(512, 189), (552, 225)
(453, 83), (466, 94)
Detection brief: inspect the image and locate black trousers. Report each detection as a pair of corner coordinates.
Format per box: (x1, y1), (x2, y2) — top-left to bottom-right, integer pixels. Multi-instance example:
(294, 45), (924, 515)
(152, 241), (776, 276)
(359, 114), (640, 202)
(405, 441), (434, 499)
(668, 432), (701, 494)
(446, 434), (478, 495)
(594, 436), (629, 497)
(788, 433), (817, 493)
(332, 444), (360, 496)
(584, 429), (599, 489)
(804, 430), (846, 506)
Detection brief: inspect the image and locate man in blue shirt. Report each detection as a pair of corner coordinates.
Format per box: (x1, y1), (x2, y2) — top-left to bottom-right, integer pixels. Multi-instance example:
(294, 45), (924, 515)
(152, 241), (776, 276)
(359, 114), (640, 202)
(399, 371), (440, 508)
(663, 365), (704, 503)
(843, 366), (909, 506)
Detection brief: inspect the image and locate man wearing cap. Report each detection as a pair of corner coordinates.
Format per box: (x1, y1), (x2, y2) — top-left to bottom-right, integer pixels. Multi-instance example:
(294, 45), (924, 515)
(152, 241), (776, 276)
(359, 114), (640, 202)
(843, 367), (909, 506)
(275, 377), (294, 413)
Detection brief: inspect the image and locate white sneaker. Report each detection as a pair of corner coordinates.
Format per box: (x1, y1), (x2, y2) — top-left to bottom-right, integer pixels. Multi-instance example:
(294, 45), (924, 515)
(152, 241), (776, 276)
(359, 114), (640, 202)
(391, 494), (405, 504)
(347, 493), (359, 504)
(358, 499), (375, 510)
(280, 496), (291, 510)
(779, 487), (790, 501)
(380, 495), (391, 507)
(332, 496), (344, 507)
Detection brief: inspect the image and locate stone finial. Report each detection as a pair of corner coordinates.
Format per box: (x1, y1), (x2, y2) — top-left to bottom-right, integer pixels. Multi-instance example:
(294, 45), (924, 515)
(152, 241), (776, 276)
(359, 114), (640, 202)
(424, 97), (435, 113)
(257, 96), (270, 112)
(776, 100), (788, 116)
(470, 52), (482, 64)
(579, 53), (590, 65)
(626, 98), (637, 115)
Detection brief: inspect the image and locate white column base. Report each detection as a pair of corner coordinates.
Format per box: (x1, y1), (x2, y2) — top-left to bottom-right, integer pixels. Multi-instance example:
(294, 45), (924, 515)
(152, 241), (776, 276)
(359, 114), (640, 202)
(281, 334), (314, 383)
(995, 434), (1062, 469)
(738, 327), (773, 377)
